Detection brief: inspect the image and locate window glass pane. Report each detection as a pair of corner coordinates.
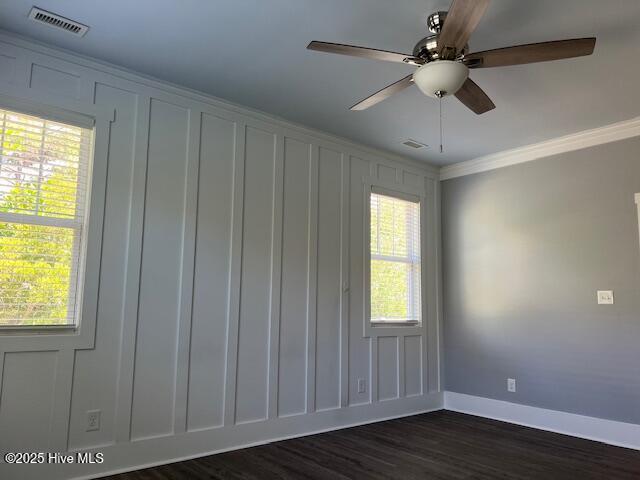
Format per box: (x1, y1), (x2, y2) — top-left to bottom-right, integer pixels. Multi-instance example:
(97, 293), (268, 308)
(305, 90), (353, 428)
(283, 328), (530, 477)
(0, 222), (75, 326)
(371, 259), (407, 320)
(1, 112), (88, 220)
(0, 108), (91, 328)
(370, 192), (421, 323)
(371, 193), (418, 258)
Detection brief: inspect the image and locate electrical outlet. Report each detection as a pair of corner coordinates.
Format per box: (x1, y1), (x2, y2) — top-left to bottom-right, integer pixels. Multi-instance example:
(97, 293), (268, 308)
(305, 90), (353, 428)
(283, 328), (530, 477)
(86, 410), (101, 432)
(597, 290), (614, 305)
(507, 378), (516, 393)
(357, 378), (366, 393)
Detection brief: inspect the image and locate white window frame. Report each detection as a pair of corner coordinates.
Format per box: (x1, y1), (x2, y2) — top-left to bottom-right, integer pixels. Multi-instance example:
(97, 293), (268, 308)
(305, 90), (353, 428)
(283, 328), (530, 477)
(363, 178), (426, 338)
(0, 112), (93, 331)
(0, 93), (112, 353)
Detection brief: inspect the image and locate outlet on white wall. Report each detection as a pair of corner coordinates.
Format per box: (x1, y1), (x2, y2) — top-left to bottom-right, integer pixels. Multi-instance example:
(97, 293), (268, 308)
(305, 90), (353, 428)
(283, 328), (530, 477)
(507, 378), (516, 393)
(357, 378), (367, 393)
(86, 410), (101, 432)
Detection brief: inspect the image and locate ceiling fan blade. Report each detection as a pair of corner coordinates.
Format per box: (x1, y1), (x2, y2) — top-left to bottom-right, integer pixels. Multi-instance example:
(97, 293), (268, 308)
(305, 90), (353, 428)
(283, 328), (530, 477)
(307, 41), (418, 64)
(464, 38), (596, 68)
(455, 78), (495, 114)
(350, 75), (414, 111)
(437, 0), (491, 59)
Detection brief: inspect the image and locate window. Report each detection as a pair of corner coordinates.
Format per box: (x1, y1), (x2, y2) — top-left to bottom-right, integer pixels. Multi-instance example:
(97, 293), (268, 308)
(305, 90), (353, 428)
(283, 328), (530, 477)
(0, 108), (93, 328)
(370, 190), (421, 324)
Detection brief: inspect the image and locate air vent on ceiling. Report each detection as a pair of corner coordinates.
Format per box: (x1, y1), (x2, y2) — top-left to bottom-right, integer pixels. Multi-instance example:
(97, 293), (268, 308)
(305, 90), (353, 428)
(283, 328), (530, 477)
(401, 139), (428, 149)
(28, 7), (89, 37)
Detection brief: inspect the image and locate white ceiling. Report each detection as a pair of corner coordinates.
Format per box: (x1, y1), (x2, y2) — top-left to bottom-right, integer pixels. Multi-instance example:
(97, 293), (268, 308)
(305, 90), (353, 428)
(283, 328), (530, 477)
(1, 0), (639, 165)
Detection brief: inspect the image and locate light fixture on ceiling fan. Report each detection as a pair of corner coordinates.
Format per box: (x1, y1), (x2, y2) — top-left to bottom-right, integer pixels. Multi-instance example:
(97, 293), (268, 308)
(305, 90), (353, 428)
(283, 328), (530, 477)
(307, 0), (596, 152)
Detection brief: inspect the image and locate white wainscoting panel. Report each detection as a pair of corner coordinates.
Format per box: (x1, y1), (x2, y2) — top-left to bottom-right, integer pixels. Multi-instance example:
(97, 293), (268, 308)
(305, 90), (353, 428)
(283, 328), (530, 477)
(0, 351), (58, 452)
(404, 335), (423, 397)
(0, 31), (441, 480)
(131, 98), (190, 441)
(186, 112), (237, 432)
(315, 146), (344, 412)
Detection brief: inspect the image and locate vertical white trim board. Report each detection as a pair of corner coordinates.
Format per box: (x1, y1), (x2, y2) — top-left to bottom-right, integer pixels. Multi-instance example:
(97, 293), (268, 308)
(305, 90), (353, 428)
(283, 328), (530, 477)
(444, 392), (640, 451)
(635, 193), (640, 249)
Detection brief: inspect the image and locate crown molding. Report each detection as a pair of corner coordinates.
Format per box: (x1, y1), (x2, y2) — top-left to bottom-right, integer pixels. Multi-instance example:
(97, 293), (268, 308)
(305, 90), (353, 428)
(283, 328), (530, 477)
(440, 116), (640, 181)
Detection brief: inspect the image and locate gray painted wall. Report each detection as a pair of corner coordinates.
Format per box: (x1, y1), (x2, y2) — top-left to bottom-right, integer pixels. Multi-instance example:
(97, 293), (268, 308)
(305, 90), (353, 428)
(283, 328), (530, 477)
(442, 137), (640, 424)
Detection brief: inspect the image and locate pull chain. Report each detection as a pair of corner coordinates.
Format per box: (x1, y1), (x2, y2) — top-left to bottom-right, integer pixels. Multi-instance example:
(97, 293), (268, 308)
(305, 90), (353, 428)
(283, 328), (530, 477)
(439, 94), (444, 153)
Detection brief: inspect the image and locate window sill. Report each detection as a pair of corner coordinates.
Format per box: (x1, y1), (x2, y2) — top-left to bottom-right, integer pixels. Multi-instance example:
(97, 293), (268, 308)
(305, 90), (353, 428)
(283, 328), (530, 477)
(0, 324), (78, 334)
(364, 320), (424, 338)
(0, 323), (87, 351)
(370, 320), (420, 327)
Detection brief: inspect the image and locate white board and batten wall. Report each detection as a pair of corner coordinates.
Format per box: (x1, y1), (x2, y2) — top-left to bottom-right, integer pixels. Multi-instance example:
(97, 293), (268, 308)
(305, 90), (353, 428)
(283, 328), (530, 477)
(0, 32), (442, 479)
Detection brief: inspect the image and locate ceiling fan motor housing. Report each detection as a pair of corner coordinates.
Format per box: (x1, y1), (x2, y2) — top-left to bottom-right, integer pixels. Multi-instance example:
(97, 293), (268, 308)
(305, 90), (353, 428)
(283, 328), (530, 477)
(413, 35), (469, 61)
(414, 11), (468, 62)
(426, 11), (447, 33)
(413, 60), (469, 98)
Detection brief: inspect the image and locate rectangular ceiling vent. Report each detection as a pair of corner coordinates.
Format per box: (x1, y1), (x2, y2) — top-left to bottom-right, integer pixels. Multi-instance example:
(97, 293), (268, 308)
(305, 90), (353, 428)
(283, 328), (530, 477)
(28, 7), (89, 37)
(402, 139), (428, 149)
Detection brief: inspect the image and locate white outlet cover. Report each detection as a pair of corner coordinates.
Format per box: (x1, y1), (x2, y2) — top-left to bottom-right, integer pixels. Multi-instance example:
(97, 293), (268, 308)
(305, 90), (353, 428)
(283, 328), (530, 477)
(357, 378), (366, 393)
(507, 378), (516, 393)
(597, 290), (614, 305)
(86, 409), (101, 432)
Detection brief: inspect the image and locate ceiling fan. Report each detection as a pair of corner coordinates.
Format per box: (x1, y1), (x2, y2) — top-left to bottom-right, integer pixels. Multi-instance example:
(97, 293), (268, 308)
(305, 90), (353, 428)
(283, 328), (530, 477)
(307, 0), (596, 115)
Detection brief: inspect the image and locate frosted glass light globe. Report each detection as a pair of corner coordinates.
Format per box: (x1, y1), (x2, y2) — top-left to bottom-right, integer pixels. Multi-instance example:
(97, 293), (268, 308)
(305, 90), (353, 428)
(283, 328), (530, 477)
(413, 60), (469, 98)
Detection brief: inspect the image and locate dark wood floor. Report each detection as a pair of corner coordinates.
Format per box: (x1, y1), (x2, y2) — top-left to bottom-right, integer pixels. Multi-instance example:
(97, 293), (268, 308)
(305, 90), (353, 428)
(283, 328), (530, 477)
(105, 411), (640, 479)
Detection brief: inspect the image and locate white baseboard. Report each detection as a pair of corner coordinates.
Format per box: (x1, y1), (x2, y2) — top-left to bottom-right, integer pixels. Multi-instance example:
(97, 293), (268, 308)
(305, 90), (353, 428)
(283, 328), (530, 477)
(444, 391), (640, 451)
